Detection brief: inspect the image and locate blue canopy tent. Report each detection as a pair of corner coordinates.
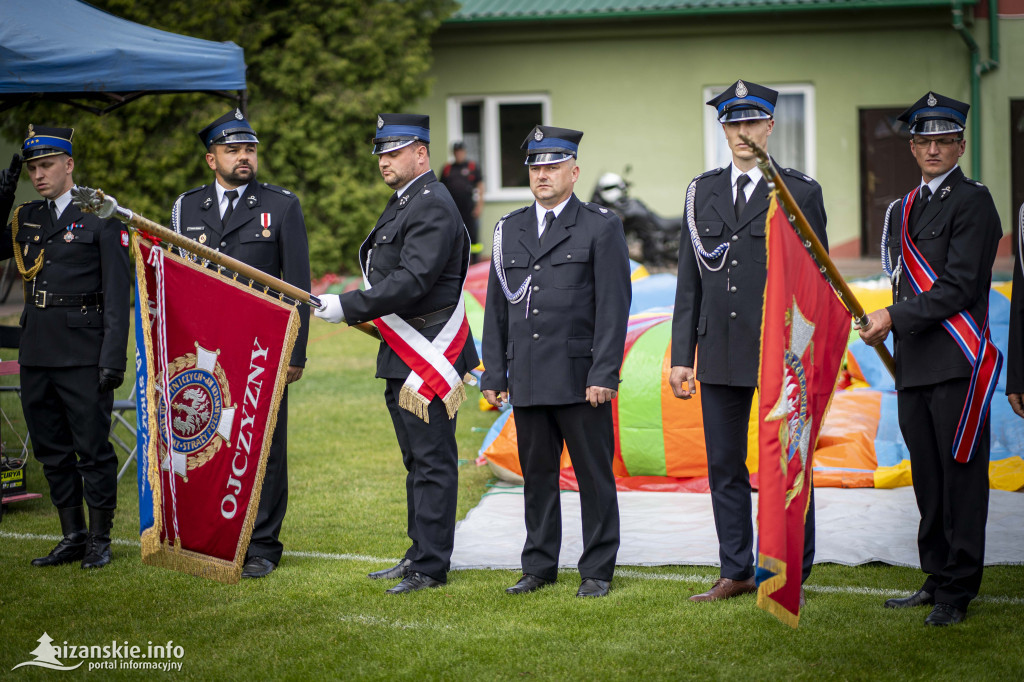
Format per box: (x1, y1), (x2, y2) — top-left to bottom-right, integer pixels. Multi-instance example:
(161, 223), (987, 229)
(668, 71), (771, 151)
(0, 0), (247, 115)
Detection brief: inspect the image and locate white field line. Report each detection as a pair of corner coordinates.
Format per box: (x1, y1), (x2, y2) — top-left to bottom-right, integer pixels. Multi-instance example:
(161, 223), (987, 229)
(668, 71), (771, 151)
(4, 531), (1021, 605)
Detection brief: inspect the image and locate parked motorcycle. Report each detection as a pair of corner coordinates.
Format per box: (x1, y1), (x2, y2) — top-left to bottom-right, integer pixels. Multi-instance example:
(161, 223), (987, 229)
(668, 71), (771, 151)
(590, 167), (680, 268)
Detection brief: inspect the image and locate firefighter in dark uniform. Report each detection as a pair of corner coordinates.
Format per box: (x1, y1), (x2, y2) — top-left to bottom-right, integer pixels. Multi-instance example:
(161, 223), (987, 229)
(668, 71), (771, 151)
(480, 126), (631, 598)
(861, 94), (1002, 626)
(171, 109), (311, 579)
(315, 114), (478, 594)
(1, 126), (130, 568)
(1008, 202), (1024, 420)
(670, 81), (827, 602)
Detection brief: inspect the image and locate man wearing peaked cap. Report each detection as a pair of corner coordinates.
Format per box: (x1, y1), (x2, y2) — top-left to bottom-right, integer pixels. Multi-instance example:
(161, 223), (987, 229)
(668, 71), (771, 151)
(171, 109), (311, 579)
(1, 124), (131, 569)
(315, 114), (478, 594)
(860, 93), (1001, 627)
(480, 125), (631, 598)
(671, 80), (828, 603)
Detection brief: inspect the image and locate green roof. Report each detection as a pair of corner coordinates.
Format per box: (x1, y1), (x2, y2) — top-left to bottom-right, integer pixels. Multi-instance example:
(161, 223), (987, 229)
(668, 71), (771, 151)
(449, 0), (977, 22)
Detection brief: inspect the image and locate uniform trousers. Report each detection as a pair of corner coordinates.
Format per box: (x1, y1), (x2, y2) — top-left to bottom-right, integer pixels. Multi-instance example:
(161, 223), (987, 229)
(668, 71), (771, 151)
(384, 378), (459, 582)
(514, 402), (619, 582)
(247, 390), (289, 564)
(898, 378), (990, 610)
(20, 365), (117, 510)
(701, 383), (815, 582)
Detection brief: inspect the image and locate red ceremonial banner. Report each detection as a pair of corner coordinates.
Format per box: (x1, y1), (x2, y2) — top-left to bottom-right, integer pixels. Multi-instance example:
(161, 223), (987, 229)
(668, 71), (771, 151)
(756, 195), (850, 627)
(134, 240), (298, 583)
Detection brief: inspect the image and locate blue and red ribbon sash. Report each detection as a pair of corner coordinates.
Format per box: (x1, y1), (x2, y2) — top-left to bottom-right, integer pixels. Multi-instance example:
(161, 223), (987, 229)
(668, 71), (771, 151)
(898, 187), (1002, 463)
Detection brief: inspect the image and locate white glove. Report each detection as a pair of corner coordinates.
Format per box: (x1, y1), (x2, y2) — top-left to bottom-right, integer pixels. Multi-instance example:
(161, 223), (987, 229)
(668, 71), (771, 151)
(313, 294), (345, 324)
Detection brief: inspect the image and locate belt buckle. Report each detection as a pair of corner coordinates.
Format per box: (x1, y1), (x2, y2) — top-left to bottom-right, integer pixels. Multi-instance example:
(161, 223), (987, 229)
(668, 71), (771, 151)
(33, 290), (47, 308)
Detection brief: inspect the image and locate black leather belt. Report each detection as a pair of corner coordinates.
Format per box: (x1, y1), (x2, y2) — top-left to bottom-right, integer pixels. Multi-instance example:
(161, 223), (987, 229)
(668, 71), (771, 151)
(33, 291), (103, 309)
(402, 304), (455, 330)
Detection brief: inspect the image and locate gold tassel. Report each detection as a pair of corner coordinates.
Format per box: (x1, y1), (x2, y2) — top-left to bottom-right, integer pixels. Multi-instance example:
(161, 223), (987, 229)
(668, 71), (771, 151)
(399, 385), (431, 423)
(443, 382), (467, 420)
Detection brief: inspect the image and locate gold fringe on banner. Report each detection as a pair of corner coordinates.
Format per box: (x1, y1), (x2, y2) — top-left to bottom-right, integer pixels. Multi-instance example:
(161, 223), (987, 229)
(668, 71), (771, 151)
(399, 385), (432, 423)
(133, 237), (299, 585)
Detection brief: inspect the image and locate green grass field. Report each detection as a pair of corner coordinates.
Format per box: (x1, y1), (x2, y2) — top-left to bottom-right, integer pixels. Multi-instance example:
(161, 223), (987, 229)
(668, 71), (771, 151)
(1, 317), (1022, 680)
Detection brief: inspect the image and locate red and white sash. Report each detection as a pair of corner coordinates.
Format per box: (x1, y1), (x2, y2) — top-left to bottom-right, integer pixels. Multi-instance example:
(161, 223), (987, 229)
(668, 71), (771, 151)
(899, 187), (1003, 462)
(361, 238), (470, 424)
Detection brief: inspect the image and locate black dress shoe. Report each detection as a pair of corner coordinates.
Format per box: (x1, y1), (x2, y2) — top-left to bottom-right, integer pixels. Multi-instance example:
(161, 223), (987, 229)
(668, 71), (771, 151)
(385, 571), (445, 594)
(368, 558), (412, 580)
(505, 574), (554, 595)
(241, 556), (277, 578)
(576, 578), (611, 598)
(884, 588), (934, 609)
(925, 603), (966, 627)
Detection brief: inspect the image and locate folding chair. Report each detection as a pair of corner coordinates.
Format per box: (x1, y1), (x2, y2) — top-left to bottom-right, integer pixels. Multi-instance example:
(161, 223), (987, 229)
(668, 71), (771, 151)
(112, 388), (138, 482)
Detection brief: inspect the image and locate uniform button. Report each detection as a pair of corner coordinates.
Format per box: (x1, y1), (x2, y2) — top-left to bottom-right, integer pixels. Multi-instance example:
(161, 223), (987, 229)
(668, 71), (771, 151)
(730, 286), (737, 293)
(370, 267), (374, 272)
(510, 259), (516, 264)
(45, 260), (51, 265)
(901, 296), (907, 301)
(731, 235), (739, 242)
(566, 254), (572, 259)
(730, 312), (737, 319)
(730, 260), (738, 267)
(532, 309), (539, 315)
(47, 239), (52, 244)
(532, 333), (539, 340)
(532, 285), (540, 292)
(382, 235), (388, 241)
(534, 264), (540, 271)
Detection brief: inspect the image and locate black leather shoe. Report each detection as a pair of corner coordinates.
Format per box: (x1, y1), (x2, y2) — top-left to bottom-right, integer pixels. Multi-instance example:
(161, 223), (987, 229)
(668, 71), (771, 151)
(576, 578), (611, 598)
(505, 574), (554, 595)
(32, 506), (87, 567)
(241, 556), (277, 578)
(81, 507), (115, 569)
(925, 603), (966, 627)
(368, 558), (412, 580)
(884, 589), (934, 609)
(385, 571), (445, 594)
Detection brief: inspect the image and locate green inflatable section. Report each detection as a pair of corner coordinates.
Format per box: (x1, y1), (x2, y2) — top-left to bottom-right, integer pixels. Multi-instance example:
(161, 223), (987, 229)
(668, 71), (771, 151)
(616, 320), (671, 475)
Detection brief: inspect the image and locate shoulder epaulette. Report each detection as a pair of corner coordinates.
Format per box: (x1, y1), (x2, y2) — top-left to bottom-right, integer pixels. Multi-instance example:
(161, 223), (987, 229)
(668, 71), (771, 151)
(180, 184), (207, 197)
(964, 177), (985, 188)
(261, 183), (296, 197)
(699, 166), (726, 181)
(781, 167), (818, 185)
(580, 201), (615, 218)
(500, 205), (531, 221)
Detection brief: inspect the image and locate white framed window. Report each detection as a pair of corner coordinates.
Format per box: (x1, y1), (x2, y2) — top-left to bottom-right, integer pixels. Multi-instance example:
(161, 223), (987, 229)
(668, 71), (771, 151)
(702, 83), (816, 178)
(446, 94), (551, 202)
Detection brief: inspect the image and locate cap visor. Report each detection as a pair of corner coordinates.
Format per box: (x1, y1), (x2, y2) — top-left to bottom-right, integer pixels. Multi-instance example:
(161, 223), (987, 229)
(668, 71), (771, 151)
(719, 108), (772, 123)
(525, 152), (574, 166)
(372, 139), (416, 155)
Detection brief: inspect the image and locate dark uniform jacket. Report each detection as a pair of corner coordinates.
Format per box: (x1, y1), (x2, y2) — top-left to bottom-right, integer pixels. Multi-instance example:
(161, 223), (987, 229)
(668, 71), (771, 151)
(2, 198), (130, 370)
(480, 194), (631, 406)
(172, 180), (310, 368)
(339, 170), (478, 380)
(1008, 206), (1024, 395)
(672, 164), (827, 386)
(885, 167), (1001, 390)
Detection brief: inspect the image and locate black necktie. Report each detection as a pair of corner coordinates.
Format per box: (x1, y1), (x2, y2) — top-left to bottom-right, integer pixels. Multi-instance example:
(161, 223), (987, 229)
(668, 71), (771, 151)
(540, 210), (555, 245)
(49, 200), (60, 226)
(734, 174), (750, 221)
(222, 189), (238, 227)
(909, 185), (931, 230)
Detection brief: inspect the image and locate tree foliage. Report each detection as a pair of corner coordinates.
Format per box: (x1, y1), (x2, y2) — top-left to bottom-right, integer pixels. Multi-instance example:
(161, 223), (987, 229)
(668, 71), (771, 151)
(1, 0), (456, 276)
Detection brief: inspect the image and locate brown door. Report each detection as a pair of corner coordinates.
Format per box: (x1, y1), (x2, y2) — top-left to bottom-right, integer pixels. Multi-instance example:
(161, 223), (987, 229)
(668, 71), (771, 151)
(859, 108), (918, 256)
(1011, 100), (1024, 253)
